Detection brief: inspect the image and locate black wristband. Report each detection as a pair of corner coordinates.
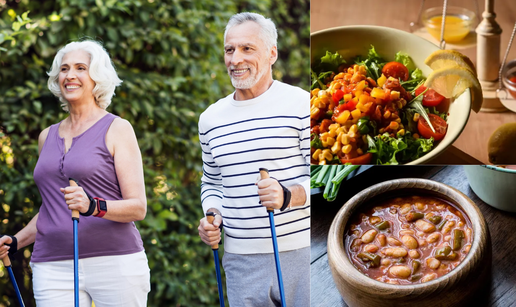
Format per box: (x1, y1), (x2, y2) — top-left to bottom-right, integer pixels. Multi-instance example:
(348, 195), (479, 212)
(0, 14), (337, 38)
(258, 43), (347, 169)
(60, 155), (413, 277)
(276, 180), (292, 211)
(79, 187), (96, 217)
(0, 235), (18, 255)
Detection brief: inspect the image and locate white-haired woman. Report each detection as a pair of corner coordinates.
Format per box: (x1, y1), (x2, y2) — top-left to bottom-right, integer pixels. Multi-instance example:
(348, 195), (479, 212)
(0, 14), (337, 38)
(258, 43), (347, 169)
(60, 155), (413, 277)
(0, 40), (150, 306)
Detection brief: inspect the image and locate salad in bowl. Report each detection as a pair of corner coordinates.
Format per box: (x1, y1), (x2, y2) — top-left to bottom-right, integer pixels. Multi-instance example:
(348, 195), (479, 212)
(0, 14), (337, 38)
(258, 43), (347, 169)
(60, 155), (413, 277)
(310, 26), (479, 165)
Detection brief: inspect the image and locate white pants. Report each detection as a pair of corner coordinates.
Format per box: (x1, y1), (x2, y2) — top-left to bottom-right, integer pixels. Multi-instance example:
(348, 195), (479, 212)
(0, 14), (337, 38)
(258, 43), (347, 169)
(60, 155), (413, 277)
(30, 250), (150, 307)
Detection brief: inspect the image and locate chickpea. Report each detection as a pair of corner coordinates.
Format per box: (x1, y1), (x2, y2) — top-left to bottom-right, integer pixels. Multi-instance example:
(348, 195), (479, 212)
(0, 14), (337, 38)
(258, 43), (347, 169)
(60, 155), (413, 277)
(421, 273), (438, 283)
(381, 247), (408, 257)
(426, 257), (441, 270)
(409, 250), (420, 259)
(363, 244), (379, 253)
(388, 265), (411, 279)
(361, 229), (378, 244)
(426, 232), (441, 244)
(401, 235), (418, 249)
(377, 234), (387, 247)
(400, 203), (412, 215)
(387, 237), (402, 246)
(415, 220), (436, 233)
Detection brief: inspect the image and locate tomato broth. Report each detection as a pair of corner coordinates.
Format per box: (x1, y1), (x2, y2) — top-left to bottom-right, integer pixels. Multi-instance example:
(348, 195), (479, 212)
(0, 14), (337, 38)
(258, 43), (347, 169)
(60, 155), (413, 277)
(345, 195), (472, 285)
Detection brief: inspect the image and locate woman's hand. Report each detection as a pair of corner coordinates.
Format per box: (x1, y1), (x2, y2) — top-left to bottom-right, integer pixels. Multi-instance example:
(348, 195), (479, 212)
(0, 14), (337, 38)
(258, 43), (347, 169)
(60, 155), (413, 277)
(257, 178), (284, 210)
(0, 235), (13, 259)
(60, 186), (91, 214)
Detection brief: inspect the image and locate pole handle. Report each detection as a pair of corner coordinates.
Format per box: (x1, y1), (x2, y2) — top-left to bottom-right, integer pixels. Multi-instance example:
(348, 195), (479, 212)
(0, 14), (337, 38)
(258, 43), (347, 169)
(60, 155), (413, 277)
(2, 256), (11, 267)
(259, 168), (274, 213)
(206, 212), (219, 249)
(69, 179), (80, 219)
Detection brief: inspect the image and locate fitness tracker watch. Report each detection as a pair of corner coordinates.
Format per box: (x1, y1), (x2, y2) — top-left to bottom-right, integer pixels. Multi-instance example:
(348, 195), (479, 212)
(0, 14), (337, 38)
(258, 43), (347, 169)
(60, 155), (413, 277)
(93, 197), (107, 218)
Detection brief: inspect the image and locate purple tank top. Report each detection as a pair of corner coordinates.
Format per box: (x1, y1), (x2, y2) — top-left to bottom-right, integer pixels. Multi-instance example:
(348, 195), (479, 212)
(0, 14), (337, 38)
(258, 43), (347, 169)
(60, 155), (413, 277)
(32, 113), (144, 262)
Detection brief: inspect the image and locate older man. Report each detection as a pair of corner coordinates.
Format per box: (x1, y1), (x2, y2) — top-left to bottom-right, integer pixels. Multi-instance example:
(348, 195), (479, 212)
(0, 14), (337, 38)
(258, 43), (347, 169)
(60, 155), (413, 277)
(197, 12), (310, 307)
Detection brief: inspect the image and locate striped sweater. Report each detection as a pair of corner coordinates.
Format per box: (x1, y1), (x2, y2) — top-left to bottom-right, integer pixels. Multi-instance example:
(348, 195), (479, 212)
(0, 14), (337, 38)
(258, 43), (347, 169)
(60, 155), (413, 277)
(198, 80), (310, 254)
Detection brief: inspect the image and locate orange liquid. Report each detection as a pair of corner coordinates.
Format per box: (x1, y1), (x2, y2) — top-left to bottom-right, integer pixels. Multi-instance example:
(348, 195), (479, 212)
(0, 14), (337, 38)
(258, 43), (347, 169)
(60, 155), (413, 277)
(426, 15), (470, 43)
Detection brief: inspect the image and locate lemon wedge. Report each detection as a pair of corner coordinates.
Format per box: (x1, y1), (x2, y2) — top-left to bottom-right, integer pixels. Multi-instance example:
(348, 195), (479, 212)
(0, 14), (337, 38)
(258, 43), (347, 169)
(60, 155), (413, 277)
(424, 65), (483, 112)
(425, 50), (477, 76)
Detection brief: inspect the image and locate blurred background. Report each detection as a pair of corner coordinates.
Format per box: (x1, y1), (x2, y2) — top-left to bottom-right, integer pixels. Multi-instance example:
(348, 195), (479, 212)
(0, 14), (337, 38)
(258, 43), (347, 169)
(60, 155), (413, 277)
(0, 0), (309, 306)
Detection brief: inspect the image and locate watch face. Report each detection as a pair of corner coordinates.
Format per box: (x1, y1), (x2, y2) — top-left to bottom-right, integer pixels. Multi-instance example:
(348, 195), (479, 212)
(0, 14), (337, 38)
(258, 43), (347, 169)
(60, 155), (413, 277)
(99, 200), (107, 211)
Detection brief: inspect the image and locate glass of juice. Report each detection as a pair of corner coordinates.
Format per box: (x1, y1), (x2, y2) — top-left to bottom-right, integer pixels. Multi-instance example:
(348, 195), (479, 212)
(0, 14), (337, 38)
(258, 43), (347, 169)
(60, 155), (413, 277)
(502, 59), (516, 99)
(422, 6), (475, 43)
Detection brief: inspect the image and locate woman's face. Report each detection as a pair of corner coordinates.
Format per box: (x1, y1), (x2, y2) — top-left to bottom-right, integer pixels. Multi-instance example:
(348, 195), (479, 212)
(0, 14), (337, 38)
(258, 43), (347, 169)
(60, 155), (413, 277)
(58, 49), (96, 105)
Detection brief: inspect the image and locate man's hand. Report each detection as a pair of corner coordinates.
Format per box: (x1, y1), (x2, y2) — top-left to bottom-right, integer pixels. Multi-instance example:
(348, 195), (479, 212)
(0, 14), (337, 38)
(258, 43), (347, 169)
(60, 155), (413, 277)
(257, 178), (284, 210)
(60, 186), (90, 214)
(198, 211), (223, 247)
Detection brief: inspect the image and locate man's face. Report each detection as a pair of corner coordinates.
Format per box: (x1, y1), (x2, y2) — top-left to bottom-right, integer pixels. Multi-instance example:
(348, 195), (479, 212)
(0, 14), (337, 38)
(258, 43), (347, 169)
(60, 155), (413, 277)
(224, 21), (276, 90)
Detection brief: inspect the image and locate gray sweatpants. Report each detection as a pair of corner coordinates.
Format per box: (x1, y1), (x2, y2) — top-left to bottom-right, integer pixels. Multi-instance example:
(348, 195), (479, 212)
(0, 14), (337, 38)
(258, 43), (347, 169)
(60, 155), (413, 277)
(222, 247), (310, 307)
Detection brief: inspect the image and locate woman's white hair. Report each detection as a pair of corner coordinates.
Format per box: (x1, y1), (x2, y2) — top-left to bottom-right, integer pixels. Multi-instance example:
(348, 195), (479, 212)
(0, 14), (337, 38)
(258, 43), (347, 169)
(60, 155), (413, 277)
(47, 40), (122, 111)
(224, 12), (278, 52)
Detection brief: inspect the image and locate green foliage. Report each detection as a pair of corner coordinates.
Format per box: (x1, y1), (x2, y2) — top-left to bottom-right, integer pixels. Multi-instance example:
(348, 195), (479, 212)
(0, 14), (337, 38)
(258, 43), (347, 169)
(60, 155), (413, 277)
(0, 0), (308, 306)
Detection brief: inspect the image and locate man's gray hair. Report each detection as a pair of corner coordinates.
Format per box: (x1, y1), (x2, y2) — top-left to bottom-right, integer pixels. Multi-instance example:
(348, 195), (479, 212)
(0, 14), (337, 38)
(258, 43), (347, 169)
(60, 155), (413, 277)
(224, 12), (278, 51)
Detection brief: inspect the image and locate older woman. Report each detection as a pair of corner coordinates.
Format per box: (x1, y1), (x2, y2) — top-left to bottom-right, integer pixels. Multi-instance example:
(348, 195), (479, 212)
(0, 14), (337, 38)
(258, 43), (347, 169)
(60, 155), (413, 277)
(0, 40), (150, 306)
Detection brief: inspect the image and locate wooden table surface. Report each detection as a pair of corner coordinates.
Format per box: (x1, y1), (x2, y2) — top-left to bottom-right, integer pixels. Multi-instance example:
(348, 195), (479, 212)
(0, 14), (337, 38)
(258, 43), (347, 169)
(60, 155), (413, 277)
(310, 165), (516, 307)
(311, 0), (516, 164)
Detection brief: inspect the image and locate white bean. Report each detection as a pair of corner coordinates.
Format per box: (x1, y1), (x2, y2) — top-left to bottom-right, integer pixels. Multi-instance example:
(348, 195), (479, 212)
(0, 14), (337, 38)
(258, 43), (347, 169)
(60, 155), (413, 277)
(426, 257), (441, 269)
(389, 265), (411, 278)
(361, 229), (378, 244)
(401, 235), (418, 249)
(415, 220), (436, 233)
(387, 236), (402, 246)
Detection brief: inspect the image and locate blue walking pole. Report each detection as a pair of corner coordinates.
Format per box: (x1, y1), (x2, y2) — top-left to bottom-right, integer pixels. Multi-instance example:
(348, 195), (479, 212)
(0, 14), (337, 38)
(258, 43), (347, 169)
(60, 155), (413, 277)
(206, 212), (225, 307)
(2, 256), (25, 307)
(259, 168), (286, 307)
(69, 179), (80, 307)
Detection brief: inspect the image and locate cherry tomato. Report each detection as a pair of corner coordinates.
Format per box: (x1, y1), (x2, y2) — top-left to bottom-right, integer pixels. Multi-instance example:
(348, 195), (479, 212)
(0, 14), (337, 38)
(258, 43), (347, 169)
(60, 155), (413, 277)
(415, 85), (445, 107)
(417, 114), (447, 141)
(381, 62), (409, 81)
(332, 89), (344, 103)
(340, 152), (373, 165)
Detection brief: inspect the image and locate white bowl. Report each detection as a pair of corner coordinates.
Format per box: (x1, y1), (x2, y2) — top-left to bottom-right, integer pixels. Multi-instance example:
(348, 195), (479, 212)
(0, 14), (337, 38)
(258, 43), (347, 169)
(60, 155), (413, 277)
(464, 165), (516, 212)
(311, 25), (471, 165)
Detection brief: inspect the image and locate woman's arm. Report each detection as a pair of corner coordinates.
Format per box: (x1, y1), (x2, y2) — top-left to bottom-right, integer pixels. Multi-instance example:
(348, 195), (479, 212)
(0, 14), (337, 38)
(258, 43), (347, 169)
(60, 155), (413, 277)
(62, 118), (147, 223)
(102, 118), (147, 222)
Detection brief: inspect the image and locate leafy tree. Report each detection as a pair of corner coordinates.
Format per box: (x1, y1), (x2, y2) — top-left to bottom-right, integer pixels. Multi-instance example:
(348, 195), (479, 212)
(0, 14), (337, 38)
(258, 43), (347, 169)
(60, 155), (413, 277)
(0, 0), (308, 306)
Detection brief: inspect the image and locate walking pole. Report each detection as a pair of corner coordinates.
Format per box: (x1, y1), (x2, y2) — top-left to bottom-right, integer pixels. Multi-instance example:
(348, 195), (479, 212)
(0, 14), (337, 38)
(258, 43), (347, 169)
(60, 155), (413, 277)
(259, 168), (286, 307)
(206, 212), (225, 307)
(69, 178), (80, 307)
(1, 256), (25, 307)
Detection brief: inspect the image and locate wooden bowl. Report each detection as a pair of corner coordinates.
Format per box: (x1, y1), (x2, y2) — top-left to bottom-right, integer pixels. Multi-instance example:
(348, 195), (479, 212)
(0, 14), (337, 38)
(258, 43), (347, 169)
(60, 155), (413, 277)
(327, 178), (491, 307)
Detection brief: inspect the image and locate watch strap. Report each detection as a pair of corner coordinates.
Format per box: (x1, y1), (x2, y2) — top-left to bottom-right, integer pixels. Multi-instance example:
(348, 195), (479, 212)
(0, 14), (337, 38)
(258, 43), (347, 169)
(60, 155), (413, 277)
(94, 197), (107, 218)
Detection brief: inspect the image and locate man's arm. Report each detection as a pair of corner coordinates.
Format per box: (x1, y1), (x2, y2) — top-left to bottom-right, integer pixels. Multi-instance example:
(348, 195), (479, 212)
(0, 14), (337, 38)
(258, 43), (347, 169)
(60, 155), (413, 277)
(198, 115), (224, 247)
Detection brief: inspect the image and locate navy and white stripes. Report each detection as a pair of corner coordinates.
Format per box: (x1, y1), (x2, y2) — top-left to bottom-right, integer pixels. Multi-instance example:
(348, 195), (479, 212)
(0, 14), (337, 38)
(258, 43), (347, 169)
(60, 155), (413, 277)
(198, 81), (310, 254)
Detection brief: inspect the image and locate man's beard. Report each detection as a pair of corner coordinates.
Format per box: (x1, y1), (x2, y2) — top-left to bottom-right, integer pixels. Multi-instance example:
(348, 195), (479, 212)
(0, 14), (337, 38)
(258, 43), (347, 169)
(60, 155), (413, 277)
(228, 65), (267, 90)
